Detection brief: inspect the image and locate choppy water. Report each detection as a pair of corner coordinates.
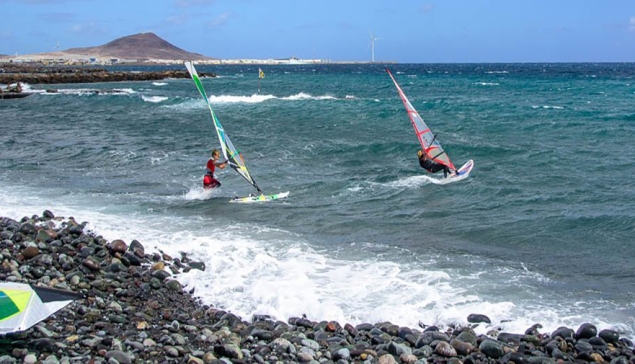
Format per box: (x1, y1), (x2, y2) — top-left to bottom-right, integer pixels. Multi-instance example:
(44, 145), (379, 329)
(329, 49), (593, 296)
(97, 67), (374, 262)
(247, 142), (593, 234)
(1, 63), (634, 338)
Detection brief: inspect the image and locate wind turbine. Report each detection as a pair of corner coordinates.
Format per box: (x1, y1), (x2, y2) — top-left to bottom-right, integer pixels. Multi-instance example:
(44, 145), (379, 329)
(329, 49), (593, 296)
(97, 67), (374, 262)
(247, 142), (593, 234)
(369, 31), (381, 63)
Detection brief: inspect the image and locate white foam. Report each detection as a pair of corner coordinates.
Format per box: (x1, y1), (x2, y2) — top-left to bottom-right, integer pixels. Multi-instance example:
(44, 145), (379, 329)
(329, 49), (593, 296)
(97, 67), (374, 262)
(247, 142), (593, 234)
(6, 82), (34, 92)
(37, 88), (137, 96)
(149, 151), (170, 165)
(281, 93), (336, 101)
(39, 89), (95, 96)
(163, 98), (201, 111)
(174, 93), (343, 109)
(141, 95), (168, 103)
(383, 175), (436, 188)
(113, 88), (136, 94)
(152, 82), (167, 86)
(475, 82), (500, 86)
(531, 105), (564, 109)
(382, 174), (459, 188)
(168, 234), (507, 332)
(183, 186), (219, 200)
(208, 94), (276, 104)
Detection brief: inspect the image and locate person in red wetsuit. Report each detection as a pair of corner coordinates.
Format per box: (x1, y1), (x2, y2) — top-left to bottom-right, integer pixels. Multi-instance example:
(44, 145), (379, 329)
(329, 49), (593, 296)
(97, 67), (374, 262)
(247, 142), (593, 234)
(203, 149), (229, 189)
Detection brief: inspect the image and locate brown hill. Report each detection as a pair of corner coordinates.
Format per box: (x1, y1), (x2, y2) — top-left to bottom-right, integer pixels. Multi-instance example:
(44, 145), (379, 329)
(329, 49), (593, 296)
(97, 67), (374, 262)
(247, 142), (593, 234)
(64, 32), (211, 61)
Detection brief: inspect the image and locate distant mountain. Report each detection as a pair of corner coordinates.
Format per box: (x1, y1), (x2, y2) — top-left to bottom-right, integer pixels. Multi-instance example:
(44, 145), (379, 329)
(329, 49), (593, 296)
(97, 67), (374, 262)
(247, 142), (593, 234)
(64, 32), (211, 61)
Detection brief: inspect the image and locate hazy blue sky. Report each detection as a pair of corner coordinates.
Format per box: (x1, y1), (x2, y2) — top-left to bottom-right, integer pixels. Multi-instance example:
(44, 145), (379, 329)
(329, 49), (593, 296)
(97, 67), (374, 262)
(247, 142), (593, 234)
(1, 0), (634, 62)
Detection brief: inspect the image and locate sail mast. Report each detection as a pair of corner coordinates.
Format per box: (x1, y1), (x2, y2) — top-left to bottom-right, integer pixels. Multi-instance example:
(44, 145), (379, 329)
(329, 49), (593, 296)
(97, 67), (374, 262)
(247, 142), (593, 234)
(386, 68), (455, 170)
(258, 67), (264, 93)
(185, 61), (263, 193)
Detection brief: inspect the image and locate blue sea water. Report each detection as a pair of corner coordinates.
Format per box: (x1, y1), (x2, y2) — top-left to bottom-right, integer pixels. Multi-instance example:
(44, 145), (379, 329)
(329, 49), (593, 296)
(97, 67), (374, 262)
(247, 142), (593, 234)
(1, 63), (634, 338)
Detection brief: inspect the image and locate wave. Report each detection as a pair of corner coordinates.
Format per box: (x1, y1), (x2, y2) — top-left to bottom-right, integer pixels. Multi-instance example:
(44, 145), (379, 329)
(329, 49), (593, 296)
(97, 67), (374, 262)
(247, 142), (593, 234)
(38, 88), (137, 96)
(184, 186), (219, 200)
(7, 82), (34, 91)
(475, 82), (500, 86)
(281, 92), (337, 101)
(531, 105), (564, 110)
(152, 82), (167, 86)
(141, 95), (168, 103)
(174, 93), (343, 106)
(381, 174), (459, 188)
(208, 94), (277, 103)
(1, 185), (630, 341)
(382, 175), (436, 188)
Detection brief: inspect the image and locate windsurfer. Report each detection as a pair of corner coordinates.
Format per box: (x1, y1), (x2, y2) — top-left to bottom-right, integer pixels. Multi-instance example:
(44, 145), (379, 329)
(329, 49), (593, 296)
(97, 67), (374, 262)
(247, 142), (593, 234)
(203, 149), (228, 189)
(418, 150), (456, 178)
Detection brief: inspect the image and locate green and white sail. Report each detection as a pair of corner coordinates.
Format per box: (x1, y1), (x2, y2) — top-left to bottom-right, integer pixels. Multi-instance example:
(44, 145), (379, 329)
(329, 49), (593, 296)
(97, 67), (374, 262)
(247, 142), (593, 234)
(185, 61), (262, 193)
(0, 283), (83, 334)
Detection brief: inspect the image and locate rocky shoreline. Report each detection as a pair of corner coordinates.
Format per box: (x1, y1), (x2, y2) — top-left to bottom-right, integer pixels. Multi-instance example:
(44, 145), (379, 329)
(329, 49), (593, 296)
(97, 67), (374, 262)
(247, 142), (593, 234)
(1, 211), (633, 364)
(0, 64), (214, 85)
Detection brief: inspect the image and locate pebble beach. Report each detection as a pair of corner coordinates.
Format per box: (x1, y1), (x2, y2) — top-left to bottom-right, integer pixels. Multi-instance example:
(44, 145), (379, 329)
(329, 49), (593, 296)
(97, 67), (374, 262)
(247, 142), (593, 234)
(1, 211), (633, 364)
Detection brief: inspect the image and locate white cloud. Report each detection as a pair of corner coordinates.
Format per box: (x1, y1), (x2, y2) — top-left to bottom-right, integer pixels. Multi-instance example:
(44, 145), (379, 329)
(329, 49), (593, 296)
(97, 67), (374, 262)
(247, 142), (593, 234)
(2, 0), (86, 4)
(68, 21), (108, 36)
(7, 0), (64, 4)
(175, 0), (214, 7)
(165, 14), (189, 26)
(207, 13), (230, 27)
(39, 12), (76, 23)
(420, 3), (434, 13)
(629, 16), (635, 32)
(0, 30), (14, 40)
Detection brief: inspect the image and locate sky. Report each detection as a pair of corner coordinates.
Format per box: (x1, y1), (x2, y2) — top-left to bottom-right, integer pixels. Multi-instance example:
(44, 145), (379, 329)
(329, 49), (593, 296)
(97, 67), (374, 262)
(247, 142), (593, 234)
(0, 0), (634, 63)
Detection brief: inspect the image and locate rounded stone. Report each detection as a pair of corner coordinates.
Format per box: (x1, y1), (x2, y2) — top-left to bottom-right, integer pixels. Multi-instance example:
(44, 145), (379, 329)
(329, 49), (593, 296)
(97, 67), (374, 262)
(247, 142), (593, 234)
(82, 258), (101, 271)
(21, 246), (40, 259)
(108, 239), (128, 254)
(435, 341), (458, 357)
(551, 326), (575, 339)
(165, 279), (182, 291)
(23, 354), (37, 364)
(599, 329), (620, 344)
(105, 350), (131, 364)
(467, 314), (491, 324)
(576, 323), (597, 339)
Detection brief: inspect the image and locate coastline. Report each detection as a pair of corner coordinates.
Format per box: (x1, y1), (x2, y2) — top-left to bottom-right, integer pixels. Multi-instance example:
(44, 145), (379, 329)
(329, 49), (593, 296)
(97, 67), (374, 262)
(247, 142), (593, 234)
(1, 211), (633, 363)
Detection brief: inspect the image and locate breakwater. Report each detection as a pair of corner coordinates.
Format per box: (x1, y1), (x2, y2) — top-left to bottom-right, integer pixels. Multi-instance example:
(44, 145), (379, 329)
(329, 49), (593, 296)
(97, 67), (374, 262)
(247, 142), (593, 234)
(0, 64), (214, 84)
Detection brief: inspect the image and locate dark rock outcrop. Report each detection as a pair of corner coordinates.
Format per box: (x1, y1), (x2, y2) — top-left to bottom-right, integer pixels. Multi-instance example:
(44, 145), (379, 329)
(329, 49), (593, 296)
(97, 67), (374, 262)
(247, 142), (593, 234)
(0, 64), (214, 84)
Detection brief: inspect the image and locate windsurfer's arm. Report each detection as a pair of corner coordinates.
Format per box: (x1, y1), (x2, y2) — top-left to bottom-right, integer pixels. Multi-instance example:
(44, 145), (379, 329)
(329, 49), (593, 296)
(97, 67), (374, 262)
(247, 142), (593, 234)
(216, 160), (230, 169)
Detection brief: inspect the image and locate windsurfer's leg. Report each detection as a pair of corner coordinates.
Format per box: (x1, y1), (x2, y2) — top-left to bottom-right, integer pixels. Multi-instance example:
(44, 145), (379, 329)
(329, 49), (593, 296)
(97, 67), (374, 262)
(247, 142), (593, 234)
(429, 164), (445, 174)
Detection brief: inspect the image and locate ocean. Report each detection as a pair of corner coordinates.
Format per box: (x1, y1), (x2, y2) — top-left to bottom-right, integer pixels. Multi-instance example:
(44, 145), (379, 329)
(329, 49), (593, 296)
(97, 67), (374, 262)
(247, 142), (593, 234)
(1, 63), (634, 339)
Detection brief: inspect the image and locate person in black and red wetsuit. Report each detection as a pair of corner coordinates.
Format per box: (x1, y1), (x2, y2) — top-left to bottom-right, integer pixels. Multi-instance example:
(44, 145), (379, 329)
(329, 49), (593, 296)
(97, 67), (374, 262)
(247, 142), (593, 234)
(418, 149), (456, 178)
(203, 149), (228, 189)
